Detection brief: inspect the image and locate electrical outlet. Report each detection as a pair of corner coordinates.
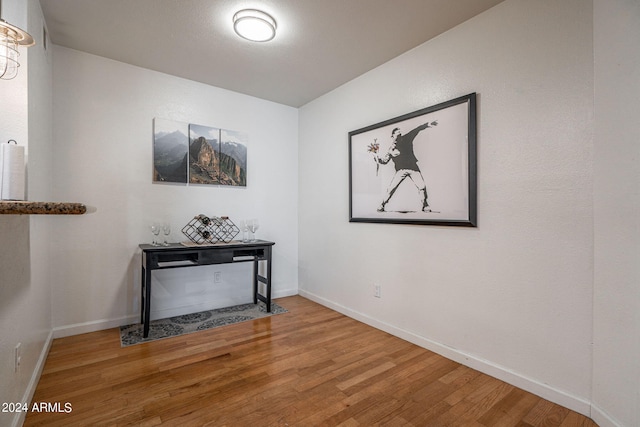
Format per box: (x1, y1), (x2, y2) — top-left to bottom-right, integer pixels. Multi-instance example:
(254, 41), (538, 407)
(374, 284), (381, 298)
(214, 271), (222, 283)
(15, 343), (21, 373)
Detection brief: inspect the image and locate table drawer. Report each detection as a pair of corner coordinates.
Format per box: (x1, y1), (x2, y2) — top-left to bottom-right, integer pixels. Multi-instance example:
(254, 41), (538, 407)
(198, 249), (233, 265)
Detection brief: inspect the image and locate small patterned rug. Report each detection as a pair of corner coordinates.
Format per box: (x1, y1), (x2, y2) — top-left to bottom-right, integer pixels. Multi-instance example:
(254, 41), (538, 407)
(120, 301), (287, 347)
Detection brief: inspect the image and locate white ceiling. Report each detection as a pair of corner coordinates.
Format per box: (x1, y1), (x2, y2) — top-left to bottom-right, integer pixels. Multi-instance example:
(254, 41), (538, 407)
(39, 0), (504, 107)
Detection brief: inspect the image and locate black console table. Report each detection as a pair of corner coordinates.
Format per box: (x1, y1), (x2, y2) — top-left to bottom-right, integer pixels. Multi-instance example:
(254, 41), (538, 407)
(139, 240), (275, 338)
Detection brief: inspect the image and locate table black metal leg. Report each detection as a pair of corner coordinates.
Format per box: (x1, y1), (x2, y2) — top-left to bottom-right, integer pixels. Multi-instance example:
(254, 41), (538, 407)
(265, 248), (272, 312)
(140, 267), (145, 324)
(253, 258), (258, 304)
(143, 268), (151, 338)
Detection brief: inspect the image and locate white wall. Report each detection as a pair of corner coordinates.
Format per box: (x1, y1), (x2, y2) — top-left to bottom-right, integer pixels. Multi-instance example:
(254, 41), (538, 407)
(51, 47), (299, 334)
(592, 1), (640, 426)
(299, 0), (594, 415)
(0, 1), (54, 426)
(3, 1), (637, 425)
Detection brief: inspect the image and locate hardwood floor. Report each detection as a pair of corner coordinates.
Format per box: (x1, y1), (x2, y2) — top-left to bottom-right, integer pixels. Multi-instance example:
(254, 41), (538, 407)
(25, 296), (598, 426)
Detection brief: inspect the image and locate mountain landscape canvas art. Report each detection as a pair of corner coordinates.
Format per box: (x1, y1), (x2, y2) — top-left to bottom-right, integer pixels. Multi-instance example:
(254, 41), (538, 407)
(153, 118), (248, 187)
(189, 123), (221, 185)
(153, 118), (189, 183)
(220, 129), (248, 187)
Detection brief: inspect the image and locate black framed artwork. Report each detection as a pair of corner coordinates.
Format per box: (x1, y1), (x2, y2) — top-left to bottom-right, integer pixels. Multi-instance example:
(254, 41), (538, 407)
(349, 93), (477, 227)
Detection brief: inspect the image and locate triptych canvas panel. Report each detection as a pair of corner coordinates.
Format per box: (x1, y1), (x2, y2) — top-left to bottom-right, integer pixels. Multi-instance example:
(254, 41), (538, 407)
(153, 118), (247, 187)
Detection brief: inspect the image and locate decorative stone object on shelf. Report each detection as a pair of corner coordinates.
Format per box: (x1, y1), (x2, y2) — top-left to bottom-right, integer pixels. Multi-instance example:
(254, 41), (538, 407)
(181, 214), (240, 244)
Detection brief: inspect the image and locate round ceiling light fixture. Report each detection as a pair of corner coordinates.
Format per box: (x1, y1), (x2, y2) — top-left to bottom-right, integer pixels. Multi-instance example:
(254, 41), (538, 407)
(233, 9), (277, 42)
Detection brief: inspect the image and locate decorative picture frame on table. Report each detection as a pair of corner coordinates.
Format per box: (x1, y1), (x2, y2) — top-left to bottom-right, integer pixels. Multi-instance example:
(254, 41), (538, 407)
(349, 93), (477, 227)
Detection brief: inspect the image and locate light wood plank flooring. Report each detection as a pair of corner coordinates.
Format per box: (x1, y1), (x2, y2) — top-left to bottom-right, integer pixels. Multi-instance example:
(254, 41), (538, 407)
(25, 296), (598, 426)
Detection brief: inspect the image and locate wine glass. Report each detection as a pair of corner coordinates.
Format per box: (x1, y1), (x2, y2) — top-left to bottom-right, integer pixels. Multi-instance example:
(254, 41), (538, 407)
(240, 220), (249, 243)
(249, 219), (260, 242)
(150, 223), (161, 246)
(162, 223), (171, 246)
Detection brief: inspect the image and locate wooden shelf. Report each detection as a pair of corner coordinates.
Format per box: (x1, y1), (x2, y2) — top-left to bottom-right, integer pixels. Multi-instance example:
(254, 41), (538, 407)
(0, 201), (88, 215)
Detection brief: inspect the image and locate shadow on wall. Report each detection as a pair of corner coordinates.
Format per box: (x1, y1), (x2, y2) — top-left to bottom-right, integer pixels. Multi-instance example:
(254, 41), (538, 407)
(0, 216), (31, 314)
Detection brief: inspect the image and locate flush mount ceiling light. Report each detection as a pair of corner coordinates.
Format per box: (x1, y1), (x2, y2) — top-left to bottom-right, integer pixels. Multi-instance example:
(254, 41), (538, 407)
(0, 0), (35, 80)
(233, 9), (277, 42)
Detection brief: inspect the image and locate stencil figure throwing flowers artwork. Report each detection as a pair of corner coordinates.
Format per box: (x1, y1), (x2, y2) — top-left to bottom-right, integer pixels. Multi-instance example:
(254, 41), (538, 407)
(374, 121), (438, 212)
(349, 93), (477, 227)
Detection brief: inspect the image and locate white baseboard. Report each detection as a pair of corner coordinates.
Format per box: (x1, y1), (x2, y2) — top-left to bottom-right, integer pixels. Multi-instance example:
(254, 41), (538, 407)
(12, 330), (54, 427)
(149, 288), (299, 321)
(53, 287), (299, 339)
(53, 315), (139, 339)
(591, 403), (623, 427)
(273, 287), (298, 299)
(299, 289), (592, 418)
